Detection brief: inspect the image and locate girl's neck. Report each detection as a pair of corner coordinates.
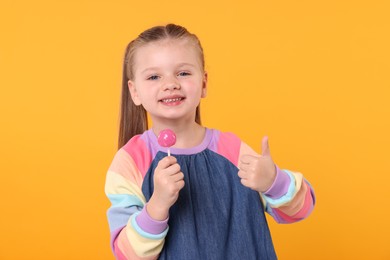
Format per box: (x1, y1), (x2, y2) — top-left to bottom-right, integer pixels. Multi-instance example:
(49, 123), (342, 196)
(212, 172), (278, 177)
(151, 121), (206, 149)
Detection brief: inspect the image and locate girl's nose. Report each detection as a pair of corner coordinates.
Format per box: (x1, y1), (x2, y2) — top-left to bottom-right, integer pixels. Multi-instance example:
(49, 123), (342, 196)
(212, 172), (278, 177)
(163, 76), (181, 91)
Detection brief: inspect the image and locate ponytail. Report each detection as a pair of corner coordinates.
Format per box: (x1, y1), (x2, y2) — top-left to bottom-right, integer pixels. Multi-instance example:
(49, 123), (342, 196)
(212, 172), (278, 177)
(117, 43), (148, 149)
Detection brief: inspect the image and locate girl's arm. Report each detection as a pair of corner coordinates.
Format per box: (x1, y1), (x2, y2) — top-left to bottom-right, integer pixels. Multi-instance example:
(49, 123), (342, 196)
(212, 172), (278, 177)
(239, 141), (315, 223)
(105, 148), (167, 260)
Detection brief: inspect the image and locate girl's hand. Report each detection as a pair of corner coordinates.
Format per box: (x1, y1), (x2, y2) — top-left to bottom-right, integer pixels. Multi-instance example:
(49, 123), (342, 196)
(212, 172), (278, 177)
(147, 156), (184, 220)
(238, 136), (276, 193)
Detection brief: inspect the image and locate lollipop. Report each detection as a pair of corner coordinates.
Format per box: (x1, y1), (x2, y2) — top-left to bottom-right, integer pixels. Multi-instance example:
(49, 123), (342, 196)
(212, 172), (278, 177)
(158, 129), (176, 156)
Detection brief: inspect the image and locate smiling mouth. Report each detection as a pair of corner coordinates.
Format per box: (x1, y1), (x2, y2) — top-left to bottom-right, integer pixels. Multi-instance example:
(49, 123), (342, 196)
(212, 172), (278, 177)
(160, 97), (184, 103)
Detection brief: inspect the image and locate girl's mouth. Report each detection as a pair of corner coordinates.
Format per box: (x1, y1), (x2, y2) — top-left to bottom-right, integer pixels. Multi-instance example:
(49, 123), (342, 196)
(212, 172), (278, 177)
(160, 97), (184, 103)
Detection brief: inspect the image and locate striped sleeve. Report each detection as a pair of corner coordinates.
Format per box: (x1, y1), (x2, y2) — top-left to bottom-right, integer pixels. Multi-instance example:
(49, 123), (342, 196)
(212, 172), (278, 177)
(105, 137), (167, 259)
(239, 141), (315, 224)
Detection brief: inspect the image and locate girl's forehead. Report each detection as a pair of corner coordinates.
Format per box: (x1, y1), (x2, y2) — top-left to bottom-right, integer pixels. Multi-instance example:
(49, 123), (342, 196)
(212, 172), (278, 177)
(134, 38), (202, 69)
(140, 38), (194, 52)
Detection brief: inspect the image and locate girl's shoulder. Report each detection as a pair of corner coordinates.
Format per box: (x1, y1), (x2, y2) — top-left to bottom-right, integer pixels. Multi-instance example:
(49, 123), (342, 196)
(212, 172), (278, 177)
(210, 129), (241, 145)
(122, 133), (150, 154)
(209, 128), (242, 166)
(119, 132), (154, 175)
(209, 128), (242, 144)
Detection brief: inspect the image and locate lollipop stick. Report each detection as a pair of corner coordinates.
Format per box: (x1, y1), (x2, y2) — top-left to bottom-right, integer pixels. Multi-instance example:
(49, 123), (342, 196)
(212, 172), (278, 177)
(168, 148), (171, 157)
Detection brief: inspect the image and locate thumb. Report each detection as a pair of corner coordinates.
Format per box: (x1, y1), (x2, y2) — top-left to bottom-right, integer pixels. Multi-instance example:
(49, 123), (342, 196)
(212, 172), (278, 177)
(261, 136), (271, 156)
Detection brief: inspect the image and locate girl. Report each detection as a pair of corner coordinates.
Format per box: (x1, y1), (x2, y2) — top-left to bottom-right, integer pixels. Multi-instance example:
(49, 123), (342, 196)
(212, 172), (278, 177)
(105, 24), (315, 260)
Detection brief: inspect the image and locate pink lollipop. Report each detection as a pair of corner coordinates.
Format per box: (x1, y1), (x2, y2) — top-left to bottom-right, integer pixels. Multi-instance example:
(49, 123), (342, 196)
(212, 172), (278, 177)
(158, 129), (176, 156)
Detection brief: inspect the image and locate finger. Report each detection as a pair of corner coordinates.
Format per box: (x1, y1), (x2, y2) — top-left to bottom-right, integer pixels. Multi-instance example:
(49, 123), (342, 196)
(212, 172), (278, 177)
(164, 163), (181, 175)
(240, 154), (257, 164)
(238, 163), (253, 172)
(176, 179), (185, 190)
(237, 170), (248, 179)
(261, 136), (271, 156)
(171, 171), (184, 182)
(240, 178), (252, 189)
(157, 156), (177, 169)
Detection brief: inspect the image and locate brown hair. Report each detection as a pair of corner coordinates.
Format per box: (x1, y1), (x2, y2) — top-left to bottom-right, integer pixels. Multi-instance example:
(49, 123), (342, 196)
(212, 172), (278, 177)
(118, 24), (205, 149)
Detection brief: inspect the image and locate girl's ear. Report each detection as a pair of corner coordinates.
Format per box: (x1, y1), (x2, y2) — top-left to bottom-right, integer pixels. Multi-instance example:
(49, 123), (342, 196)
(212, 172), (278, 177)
(201, 72), (208, 98)
(128, 80), (142, 106)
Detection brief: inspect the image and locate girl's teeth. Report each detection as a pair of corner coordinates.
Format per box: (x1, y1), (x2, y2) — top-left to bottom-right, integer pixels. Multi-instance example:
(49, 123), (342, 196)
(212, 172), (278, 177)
(163, 98), (181, 103)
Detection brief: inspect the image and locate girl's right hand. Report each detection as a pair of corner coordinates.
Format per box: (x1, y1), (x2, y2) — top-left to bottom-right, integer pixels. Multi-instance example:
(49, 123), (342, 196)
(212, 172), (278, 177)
(147, 156), (185, 221)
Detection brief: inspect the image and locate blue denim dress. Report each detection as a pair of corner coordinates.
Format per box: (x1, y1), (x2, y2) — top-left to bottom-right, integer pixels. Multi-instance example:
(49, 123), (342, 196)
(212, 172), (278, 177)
(142, 148), (277, 260)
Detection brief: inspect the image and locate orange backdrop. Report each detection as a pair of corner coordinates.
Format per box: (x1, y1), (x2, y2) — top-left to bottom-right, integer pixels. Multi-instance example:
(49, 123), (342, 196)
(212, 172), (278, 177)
(1, 0), (389, 259)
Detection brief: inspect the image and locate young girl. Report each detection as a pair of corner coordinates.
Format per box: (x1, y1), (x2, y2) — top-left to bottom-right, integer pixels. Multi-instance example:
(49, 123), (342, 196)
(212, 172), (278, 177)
(105, 24), (315, 260)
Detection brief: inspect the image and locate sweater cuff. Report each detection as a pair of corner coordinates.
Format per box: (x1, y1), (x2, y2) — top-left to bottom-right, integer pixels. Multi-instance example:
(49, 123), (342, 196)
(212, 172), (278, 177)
(263, 166), (291, 199)
(135, 204), (169, 235)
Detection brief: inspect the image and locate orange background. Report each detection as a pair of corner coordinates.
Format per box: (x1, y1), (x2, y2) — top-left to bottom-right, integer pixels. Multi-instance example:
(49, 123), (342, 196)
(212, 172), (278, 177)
(1, 0), (389, 259)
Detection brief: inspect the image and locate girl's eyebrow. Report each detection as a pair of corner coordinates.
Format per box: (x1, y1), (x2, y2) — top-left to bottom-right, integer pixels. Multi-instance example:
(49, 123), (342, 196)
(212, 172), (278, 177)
(140, 63), (196, 74)
(176, 63), (196, 68)
(140, 67), (159, 74)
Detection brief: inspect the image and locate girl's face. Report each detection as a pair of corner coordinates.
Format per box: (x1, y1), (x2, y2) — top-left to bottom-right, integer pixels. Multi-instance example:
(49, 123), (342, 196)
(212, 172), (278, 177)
(128, 38), (207, 125)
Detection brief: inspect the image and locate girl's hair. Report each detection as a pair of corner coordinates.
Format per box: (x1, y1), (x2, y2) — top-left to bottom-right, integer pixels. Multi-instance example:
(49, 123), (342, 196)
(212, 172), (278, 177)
(118, 24), (205, 149)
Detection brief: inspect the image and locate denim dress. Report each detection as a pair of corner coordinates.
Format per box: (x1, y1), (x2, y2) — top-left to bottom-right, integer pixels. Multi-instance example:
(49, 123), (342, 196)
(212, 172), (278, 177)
(141, 129), (277, 260)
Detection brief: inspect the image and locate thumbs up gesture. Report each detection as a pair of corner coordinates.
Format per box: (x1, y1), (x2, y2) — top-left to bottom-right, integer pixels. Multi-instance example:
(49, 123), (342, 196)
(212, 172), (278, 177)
(238, 136), (277, 193)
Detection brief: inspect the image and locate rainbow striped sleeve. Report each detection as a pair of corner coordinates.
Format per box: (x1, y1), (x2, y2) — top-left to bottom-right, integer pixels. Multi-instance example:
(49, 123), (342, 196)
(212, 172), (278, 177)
(239, 141), (315, 224)
(105, 136), (166, 260)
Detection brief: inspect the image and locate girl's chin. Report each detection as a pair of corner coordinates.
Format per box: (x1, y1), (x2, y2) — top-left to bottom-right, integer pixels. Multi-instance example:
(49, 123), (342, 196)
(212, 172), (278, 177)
(151, 114), (194, 123)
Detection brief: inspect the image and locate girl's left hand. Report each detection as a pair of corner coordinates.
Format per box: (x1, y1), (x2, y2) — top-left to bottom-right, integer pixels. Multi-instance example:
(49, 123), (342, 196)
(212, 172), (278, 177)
(238, 136), (277, 193)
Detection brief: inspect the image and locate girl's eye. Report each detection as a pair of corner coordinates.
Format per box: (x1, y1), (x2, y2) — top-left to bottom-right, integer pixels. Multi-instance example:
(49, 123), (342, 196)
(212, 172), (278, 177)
(147, 75), (159, 80)
(178, 71), (191, 77)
